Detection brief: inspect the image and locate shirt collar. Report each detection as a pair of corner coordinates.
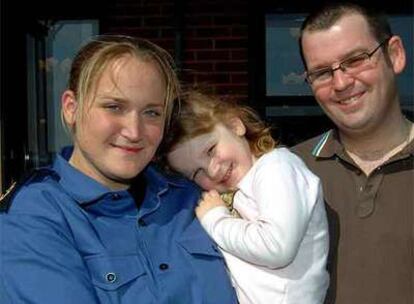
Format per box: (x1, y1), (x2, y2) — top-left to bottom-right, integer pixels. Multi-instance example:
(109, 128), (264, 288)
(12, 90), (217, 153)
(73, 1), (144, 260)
(53, 148), (113, 204)
(403, 136), (414, 156)
(311, 129), (343, 159)
(311, 129), (414, 160)
(53, 146), (186, 204)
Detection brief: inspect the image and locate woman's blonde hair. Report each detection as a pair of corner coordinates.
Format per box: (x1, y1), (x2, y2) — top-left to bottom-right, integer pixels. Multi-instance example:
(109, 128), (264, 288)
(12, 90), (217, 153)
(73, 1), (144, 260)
(62, 35), (180, 135)
(161, 90), (277, 163)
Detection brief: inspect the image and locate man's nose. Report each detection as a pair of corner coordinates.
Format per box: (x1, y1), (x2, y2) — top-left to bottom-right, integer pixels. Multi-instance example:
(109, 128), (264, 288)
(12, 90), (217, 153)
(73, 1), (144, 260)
(332, 67), (354, 91)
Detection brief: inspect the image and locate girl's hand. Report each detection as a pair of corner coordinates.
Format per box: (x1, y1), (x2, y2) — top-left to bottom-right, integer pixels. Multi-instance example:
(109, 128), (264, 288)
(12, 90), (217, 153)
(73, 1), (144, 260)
(195, 190), (226, 220)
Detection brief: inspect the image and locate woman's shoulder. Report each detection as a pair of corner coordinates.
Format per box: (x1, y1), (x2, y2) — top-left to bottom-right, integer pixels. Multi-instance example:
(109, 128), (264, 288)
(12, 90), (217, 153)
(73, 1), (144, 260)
(147, 163), (199, 190)
(146, 164), (201, 209)
(0, 168), (68, 215)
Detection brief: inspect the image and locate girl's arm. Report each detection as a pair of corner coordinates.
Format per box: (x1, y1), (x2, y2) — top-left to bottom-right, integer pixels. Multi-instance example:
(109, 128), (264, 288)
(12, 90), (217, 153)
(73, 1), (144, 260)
(199, 155), (323, 269)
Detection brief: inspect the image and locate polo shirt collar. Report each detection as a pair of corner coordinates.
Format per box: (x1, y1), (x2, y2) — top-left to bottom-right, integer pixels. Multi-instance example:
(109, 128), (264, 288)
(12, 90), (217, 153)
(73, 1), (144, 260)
(401, 135), (414, 157)
(311, 129), (343, 159)
(311, 128), (414, 160)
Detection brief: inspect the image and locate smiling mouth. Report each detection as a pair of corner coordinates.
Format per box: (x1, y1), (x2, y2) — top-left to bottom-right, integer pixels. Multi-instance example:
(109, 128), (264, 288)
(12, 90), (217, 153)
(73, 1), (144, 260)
(112, 144), (143, 153)
(337, 92), (364, 105)
(221, 163), (233, 183)
(339, 96), (358, 105)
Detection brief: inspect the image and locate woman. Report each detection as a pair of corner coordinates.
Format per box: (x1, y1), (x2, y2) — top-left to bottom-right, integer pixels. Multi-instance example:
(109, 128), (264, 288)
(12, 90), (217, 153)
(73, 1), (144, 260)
(0, 36), (237, 304)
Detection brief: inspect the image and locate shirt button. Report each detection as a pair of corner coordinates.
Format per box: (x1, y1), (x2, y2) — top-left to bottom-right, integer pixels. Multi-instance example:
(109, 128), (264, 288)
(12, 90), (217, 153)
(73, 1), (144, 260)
(112, 193), (121, 200)
(138, 218), (147, 226)
(105, 272), (117, 283)
(159, 263), (169, 270)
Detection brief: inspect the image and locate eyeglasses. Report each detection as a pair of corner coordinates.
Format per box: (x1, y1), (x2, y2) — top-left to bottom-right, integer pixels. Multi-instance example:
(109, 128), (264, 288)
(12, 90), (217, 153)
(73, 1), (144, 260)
(305, 38), (390, 86)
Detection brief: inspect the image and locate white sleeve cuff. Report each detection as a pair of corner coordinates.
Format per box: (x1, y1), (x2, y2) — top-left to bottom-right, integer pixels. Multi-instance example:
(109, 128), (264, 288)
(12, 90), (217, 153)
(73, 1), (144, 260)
(199, 206), (231, 236)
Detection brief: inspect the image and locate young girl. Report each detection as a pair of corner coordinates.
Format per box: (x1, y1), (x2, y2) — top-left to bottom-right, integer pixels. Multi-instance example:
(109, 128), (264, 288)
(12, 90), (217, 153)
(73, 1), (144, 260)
(163, 91), (329, 304)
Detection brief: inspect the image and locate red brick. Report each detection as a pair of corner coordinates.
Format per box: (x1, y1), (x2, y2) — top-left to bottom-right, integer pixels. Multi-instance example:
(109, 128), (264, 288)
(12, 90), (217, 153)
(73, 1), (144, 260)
(149, 39), (175, 53)
(180, 73), (196, 84)
(160, 28), (175, 38)
(185, 15), (214, 27)
(196, 50), (230, 61)
(183, 62), (214, 72)
(231, 26), (248, 37)
(183, 51), (196, 61)
(183, 28), (196, 38)
(187, 1), (247, 15)
(101, 0), (248, 103)
(108, 16), (144, 27)
(142, 0), (173, 4)
(195, 27), (231, 38)
(143, 16), (174, 27)
(185, 38), (213, 50)
(196, 73), (230, 83)
(105, 27), (161, 38)
(114, 4), (162, 15)
(231, 73), (248, 83)
(216, 61), (248, 72)
(231, 49), (248, 60)
(160, 4), (174, 15)
(215, 38), (248, 49)
(215, 84), (248, 95)
(214, 15), (248, 26)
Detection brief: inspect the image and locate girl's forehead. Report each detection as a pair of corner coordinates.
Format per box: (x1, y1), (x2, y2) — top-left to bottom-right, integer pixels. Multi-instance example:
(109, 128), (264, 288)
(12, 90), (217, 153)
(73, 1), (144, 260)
(183, 132), (214, 151)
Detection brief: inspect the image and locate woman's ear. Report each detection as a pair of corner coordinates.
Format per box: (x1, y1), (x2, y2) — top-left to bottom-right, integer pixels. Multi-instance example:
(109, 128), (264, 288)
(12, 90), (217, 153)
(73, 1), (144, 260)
(61, 90), (78, 127)
(387, 35), (406, 75)
(228, 117), (246, 137)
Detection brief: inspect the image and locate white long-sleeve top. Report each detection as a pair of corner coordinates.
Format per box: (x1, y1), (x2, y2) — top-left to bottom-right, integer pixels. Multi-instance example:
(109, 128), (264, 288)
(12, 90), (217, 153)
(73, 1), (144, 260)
(200, 148), (329, 304)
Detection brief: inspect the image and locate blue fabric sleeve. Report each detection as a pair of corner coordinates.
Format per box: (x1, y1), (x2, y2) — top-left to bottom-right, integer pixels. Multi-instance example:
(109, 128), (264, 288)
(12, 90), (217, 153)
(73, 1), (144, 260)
(1, 207), (100, 303)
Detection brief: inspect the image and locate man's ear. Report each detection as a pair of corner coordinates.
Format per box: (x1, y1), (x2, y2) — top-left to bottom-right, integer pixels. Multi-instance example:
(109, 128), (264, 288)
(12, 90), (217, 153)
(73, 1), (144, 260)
(61, 90), (78, 127)
(387, 35), (406, 75)
(228, 117), (246, 137)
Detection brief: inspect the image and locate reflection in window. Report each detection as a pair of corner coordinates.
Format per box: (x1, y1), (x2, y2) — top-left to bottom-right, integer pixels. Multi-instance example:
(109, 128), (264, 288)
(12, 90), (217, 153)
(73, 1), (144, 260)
(26, 20), (98, 168)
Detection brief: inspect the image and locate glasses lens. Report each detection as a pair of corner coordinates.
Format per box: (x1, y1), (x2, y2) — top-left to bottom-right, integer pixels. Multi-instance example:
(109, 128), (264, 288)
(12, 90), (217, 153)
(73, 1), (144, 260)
(308, 69), (331, 84)
(342, 53), (370, 70)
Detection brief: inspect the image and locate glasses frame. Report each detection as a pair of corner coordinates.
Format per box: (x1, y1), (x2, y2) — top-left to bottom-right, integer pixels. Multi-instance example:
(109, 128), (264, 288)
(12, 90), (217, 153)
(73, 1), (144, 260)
(305, 38), (391, 85)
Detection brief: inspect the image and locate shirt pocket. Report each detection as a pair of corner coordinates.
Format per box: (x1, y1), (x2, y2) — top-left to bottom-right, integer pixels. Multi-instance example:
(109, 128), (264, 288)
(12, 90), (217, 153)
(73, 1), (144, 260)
(177, 221), (238, 304)
(177, 219), (223, 258)
(85, 255), (146, 291)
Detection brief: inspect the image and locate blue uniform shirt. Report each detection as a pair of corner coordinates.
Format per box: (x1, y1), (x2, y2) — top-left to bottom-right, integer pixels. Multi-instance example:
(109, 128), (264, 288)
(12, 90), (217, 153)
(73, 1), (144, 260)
(0, 149), (237, 303)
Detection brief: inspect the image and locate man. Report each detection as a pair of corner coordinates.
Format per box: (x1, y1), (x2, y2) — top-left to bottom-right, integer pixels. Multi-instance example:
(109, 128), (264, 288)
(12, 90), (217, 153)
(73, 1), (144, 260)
(292, 2), (413, 304)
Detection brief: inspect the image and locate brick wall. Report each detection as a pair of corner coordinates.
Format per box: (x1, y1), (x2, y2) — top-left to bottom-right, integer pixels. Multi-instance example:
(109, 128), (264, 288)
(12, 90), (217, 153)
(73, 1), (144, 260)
(103, 0), (249, 101)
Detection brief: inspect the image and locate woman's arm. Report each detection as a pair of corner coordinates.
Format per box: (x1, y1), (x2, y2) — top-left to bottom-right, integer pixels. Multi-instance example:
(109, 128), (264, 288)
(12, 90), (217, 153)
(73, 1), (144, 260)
(0, 195), (100, 303)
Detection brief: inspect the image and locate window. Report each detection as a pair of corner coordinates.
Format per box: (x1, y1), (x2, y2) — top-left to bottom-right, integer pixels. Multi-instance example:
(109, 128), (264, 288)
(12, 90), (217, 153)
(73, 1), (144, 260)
(262, 13), (413, 117)
(26, 20), (99, 168)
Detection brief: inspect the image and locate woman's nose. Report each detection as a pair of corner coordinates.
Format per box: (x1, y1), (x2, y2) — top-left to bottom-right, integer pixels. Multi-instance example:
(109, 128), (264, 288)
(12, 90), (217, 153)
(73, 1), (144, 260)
(121, 113), (141, 141)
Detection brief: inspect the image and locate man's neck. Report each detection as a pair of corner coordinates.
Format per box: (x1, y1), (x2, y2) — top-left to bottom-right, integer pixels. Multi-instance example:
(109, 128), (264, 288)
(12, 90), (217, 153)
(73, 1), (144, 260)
(340, 115), (412, 175)
(341, 114), (409, 156)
